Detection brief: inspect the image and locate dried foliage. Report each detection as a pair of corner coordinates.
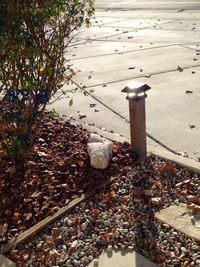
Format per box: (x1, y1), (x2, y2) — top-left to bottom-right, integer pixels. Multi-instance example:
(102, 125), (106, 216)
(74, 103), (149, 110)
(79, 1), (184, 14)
(0, 114), (136, 245)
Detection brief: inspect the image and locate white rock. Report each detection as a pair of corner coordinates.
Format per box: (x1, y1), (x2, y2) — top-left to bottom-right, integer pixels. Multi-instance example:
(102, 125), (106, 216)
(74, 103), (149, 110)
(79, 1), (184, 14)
(87, 134), (113, 170)
(88, 133), (106, 143)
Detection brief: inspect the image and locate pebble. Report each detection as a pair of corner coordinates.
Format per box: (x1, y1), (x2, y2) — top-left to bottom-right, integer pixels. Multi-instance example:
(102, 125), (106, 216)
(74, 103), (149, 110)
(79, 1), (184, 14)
(81, 223), (87, 231)
(103, 220), (111, 226)
(106, 245), (112, 253)
(23, 254), (29, 261)
(163, 223), (171, 229)
(192, 245), (199, 251)
(181, 247), (187, 253)
(81, 256), (89, 263)
(71, 253), (79, 260)
(88, 255), (94, 261)
(73, 260), (79, 266)
(62, 244), (67, 250)
(128, 246), (134, 251)
(36, 243), (43, 249)
(66, 219), (73, 226)
(13, 155), (200, 267)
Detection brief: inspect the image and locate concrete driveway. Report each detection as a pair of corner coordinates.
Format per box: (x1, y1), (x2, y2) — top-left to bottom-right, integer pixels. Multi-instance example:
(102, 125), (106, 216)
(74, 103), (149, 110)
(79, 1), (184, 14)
(49, 0), (200, 161)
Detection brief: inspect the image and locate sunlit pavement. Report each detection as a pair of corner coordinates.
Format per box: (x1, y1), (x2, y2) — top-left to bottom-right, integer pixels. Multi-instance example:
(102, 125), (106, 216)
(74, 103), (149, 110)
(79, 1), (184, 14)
(50, 0), (200, 161)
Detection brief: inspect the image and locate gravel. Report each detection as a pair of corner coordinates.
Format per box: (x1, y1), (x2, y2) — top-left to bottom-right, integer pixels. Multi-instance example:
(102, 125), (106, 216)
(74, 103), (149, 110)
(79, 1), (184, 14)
(8, 155), (200, 267)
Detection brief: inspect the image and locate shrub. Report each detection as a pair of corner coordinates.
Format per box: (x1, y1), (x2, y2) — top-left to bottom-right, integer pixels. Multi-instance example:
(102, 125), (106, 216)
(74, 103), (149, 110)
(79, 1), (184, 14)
(0, 0), (94, 175)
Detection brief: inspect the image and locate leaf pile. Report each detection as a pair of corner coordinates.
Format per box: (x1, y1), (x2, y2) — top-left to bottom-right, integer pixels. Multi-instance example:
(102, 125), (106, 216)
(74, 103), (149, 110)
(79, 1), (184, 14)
(0, 114), (136, 245)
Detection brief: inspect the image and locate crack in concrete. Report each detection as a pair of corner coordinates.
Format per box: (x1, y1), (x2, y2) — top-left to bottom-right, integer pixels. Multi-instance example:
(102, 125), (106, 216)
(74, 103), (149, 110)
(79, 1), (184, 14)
(78, 64), (200, 89)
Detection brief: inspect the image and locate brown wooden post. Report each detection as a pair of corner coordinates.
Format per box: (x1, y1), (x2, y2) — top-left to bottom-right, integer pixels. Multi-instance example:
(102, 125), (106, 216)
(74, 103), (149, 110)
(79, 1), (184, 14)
(129, 95), (147, 159)
(122, 81), (150, 160)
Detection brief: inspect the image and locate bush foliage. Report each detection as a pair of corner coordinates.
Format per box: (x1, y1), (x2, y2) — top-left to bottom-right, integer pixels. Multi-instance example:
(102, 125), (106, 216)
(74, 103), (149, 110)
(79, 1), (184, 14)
(0, 0), (94, 174)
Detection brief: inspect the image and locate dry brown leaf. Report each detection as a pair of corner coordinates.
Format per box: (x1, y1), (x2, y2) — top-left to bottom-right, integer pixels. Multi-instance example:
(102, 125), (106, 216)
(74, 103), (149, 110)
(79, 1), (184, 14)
(187, 197), (200, 205)
(25, 213), (33, 221)
(157, 161), (176, 173)
(49, 249), (61, 264)
(50, 206), (59, 214)
(100, 191), (116, 203)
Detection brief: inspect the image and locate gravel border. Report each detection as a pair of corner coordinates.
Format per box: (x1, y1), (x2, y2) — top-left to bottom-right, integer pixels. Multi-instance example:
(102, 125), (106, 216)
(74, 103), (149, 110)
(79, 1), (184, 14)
(9, 155), (200, 267)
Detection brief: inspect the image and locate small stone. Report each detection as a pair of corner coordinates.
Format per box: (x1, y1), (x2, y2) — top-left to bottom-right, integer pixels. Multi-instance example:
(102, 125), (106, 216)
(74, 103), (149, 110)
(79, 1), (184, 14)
(26, 260), (32, 266)
(128, 246), (134, 251)
(36, 243), (43, 249)
(71, 253), (78, 260)
(144, 190), (153, 196)
(106, 245), (112, 253)
(163, 224), (170, 229)
(81, 222), (87, 231)
(79, 251), (85, 257)
(68, 227), (75, 233)
(88, 255), (94, 261)
(196, 259), (200, 265)
(180, 247), (187, 253)
(133, 198), (141, 203)
(58, 257), (68, 266)
(192, 245), (199, 251)
(73, 260), (79, 266)
(122, 222), (130, 228)
(82, 256), (89, 263)
(159, 231), (165, 237)
(23, 254), (29, 261)
(62, 245), (67, 250)
(114, 245), (119, 250)
(104, 220), (111, 226)
(66, 219), (73, 226)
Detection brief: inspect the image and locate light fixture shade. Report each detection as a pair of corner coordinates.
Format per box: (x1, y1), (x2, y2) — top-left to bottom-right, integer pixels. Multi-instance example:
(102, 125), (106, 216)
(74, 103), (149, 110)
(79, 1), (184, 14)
(121, 81), (151, 95)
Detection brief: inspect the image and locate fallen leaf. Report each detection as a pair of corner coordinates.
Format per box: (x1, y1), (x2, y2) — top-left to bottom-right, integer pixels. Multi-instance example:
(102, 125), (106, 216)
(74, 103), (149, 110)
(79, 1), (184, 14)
(79, 113), (87, 119)
(177, 66), (183, 72)
(25, 213), (33, 221)
(187, 197), (200, 205)
(50, 206), (59, 214)
(43, 249), (61, 265)
(185, 90), (193, 94)
(89, 103), (96, 108)
(69, 99), (73, 107)
(100, 191), (116, 203)
(157, 161), (176, 173)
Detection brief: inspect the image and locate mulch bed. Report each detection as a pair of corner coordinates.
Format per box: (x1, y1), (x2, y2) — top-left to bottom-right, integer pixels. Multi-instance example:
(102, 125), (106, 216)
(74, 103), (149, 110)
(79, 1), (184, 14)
(0, 114), (136, 247)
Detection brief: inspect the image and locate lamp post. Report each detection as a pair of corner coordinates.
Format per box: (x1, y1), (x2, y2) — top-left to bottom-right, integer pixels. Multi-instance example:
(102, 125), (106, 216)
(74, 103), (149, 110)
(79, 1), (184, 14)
(122, 81), (151, 160)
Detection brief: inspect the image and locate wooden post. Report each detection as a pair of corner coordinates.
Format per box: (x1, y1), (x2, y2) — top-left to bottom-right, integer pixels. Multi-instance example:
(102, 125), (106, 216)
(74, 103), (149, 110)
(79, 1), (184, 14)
(129, 95), (147, 160)
(121, 81), (150, 160)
